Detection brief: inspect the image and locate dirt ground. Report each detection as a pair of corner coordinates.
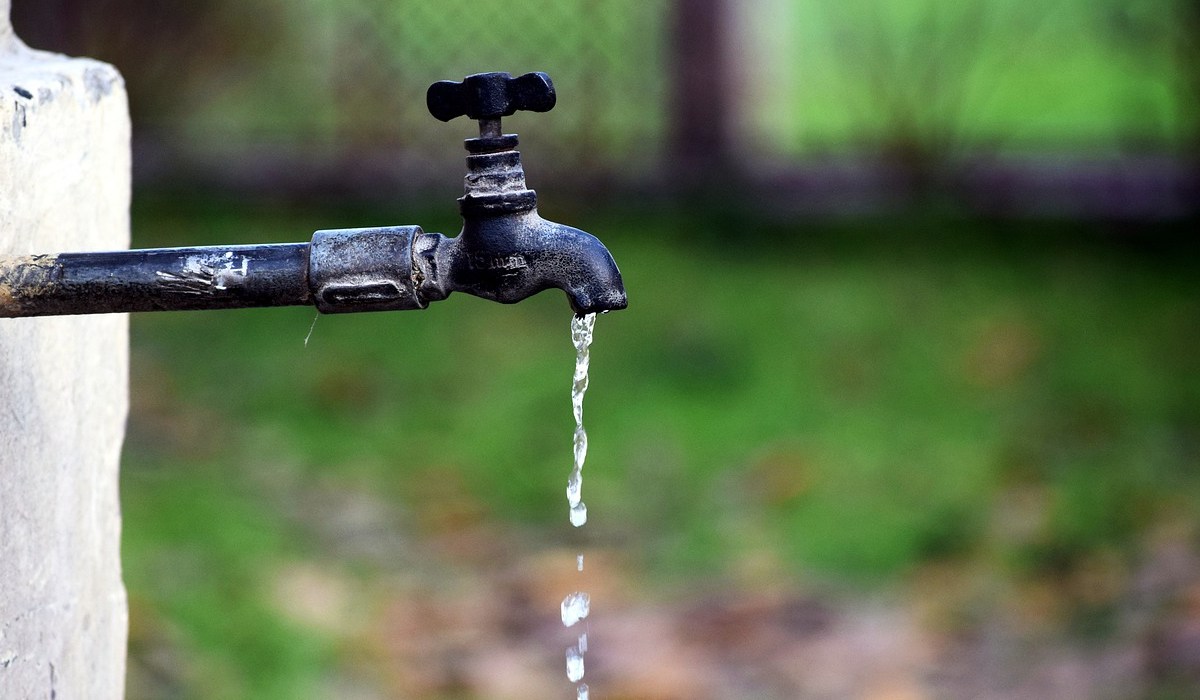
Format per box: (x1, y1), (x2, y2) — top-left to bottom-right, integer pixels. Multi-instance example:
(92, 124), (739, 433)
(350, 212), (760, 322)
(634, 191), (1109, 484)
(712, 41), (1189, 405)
(126, 482), (1200, 699)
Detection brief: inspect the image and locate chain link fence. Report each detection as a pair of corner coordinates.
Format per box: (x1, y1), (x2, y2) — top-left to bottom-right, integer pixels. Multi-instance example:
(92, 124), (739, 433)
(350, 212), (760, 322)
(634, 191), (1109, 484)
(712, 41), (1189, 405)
(170, 0), (671, 187)
(13, 0), (671, 191)
(12, 0), (1197, 212)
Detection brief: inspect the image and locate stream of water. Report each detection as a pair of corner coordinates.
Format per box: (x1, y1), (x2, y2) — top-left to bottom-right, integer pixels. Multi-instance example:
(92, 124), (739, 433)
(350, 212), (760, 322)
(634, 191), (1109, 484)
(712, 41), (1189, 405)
(563, 312), (596, 697)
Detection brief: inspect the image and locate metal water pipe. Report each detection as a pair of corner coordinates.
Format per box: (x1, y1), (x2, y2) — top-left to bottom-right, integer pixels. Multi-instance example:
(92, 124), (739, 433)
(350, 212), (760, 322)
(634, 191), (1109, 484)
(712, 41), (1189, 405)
(0, 72), (628, 318)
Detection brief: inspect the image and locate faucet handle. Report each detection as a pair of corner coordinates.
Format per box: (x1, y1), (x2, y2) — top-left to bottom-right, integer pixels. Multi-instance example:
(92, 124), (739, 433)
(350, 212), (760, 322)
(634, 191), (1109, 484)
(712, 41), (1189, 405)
(426, 71), (556, 123)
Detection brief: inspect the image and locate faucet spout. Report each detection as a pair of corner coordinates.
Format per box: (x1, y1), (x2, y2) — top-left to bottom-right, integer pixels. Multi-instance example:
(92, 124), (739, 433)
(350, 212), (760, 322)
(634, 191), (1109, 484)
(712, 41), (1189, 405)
(416, 209), (626, 315)
(413, 86), (627, 315)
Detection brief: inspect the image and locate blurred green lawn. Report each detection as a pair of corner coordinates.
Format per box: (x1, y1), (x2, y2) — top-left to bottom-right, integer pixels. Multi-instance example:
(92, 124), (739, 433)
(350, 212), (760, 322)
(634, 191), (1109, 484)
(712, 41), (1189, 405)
(122, 198), (1199, 697)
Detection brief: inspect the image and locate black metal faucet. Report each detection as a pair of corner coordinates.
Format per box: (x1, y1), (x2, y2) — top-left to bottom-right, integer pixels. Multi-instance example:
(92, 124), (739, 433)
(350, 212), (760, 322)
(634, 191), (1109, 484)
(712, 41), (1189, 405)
(0, 72), (627, 319)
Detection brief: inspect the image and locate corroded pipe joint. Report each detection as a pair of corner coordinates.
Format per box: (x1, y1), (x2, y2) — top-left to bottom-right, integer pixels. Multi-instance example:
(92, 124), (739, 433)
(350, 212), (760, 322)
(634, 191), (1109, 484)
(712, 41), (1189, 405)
(308, 226), (425, 313)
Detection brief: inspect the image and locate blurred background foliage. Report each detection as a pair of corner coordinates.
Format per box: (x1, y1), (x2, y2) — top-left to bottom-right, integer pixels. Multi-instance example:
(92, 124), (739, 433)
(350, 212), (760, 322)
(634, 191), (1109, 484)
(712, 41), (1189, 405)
(11, 0), (1200, 698)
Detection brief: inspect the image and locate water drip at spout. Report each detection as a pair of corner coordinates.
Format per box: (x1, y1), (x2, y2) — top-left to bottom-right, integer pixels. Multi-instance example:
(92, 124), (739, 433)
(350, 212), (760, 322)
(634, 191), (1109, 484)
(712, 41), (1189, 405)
(563, 313), (596, 695)
(566, 313), (594, 521)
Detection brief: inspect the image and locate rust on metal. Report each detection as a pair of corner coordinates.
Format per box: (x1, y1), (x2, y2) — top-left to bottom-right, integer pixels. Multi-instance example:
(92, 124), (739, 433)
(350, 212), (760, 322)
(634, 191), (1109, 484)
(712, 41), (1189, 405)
(0, 254), (61, 316)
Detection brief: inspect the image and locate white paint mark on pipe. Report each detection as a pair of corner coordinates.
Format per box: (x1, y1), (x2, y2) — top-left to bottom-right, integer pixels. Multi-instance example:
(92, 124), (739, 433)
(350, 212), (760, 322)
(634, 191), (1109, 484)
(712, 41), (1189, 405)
(155, 252), (250, 294)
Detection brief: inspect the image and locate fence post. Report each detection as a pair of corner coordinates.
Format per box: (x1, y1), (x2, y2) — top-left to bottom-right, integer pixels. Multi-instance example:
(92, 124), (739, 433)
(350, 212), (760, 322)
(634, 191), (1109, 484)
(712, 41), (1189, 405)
(0, 2), (131, 697)
(668, 0), (736, 188)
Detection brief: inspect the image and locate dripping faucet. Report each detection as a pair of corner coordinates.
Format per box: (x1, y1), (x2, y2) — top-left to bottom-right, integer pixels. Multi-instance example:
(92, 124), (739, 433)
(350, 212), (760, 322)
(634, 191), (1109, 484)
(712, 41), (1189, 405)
(0, 72), (627, 319)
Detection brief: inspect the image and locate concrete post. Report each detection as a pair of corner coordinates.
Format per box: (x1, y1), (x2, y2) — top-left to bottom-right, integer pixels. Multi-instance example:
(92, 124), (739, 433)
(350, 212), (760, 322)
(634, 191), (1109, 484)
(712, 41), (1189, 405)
(0, 2), (131, 697)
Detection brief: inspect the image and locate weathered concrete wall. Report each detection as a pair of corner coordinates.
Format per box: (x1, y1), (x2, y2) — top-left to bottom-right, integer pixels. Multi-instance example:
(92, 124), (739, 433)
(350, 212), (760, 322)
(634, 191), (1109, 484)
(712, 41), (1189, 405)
(0, 1), (131, 697)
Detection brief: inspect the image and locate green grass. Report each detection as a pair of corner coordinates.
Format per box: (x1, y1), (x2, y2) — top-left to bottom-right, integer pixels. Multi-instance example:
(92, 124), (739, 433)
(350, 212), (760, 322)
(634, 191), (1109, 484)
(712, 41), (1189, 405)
(124, 459), (333, 698)
(766, 0), (1190, 152)
(122, 200), (1200, 696)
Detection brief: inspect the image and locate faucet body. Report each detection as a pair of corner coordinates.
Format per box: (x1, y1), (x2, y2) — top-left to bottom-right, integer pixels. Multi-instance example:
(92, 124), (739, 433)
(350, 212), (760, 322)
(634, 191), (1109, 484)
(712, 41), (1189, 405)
(0, 72), (627, 319)
(416, 131), (626, 316)
(421, 211), (628, 316)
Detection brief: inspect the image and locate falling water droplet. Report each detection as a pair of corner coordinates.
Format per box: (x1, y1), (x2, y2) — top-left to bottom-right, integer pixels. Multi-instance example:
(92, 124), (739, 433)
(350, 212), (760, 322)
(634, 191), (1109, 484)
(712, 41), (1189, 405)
(578, 633), (588, 654)
(570, 502), (588, 527)
(566, 646), (585, 682)
(561, 592), (590, 627)
(577, 683), (589, 699)
(577, 554), (584, 571)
